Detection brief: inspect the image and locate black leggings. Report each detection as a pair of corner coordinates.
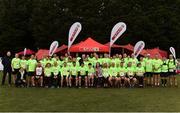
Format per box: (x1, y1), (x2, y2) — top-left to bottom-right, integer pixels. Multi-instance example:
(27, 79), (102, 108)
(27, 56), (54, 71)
(51, 76), (60, 87)
(2, 71), (11, 85)
(44, 77), (51, 87)
(97, 77), (104, 87)
(137, 76), (144, 85)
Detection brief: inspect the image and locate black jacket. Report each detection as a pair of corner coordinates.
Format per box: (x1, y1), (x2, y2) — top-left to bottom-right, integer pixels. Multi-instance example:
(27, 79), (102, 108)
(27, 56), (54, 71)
(2, 56), (12, 72)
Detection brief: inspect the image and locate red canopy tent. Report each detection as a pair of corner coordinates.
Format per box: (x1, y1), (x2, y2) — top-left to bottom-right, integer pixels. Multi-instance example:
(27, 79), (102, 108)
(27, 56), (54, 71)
(69, 37), (109, 53)
(36, 45), (69, 60)
(35, 49), (49, 60)
(120, 44), (147, 56)
(55, 44), (68, 53)
(120, 44), (134, 51)
(104, 42), (121, 48)
(145, 48), (168, 58)
(17, 49), (35, 55)
(156, 48), (168, 58)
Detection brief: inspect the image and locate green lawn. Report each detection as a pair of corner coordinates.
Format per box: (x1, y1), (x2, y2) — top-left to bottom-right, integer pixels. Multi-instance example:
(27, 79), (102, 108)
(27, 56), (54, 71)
(0, 72), (180, 112)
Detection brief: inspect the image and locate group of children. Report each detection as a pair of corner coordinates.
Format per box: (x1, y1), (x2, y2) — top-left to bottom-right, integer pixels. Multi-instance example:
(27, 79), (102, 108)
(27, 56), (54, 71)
(11, 53), (179, 88)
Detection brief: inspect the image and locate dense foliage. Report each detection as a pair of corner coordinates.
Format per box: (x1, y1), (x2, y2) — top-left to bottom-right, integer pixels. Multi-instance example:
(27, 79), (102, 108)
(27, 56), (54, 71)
(0, 0), (179, 56)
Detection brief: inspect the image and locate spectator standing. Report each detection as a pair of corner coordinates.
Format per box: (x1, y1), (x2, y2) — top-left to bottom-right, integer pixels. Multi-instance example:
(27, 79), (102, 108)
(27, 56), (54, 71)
(1, 51), (12, 86)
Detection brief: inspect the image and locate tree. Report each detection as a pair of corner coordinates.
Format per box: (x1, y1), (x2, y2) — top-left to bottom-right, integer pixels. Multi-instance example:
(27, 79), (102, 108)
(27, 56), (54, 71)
(0, 0), (179, 57)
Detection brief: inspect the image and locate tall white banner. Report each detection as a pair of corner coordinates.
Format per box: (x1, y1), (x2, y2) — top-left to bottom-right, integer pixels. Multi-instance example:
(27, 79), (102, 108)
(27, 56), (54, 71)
(68, 22), (82, 51)
(134, 41), (145, 58)
(110, 22), (126, 47)
(170, 47), (176, 59)
(23, 48), (27, 56)
(49, 41), (59, 56)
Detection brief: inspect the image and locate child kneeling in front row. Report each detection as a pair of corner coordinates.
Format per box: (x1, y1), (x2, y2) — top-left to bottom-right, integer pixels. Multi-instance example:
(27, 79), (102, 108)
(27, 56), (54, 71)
(15, 67), (27, 87)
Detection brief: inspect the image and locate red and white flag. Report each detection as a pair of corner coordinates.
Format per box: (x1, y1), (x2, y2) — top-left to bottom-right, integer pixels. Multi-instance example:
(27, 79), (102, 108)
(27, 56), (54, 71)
(49, 41), (59, 56)
(110, 22), (126, 47)
(23, 48), (27, 56)
(134, 41), (145, 58)
(68, 22), (82, 51)
(170, 47), (176, 59)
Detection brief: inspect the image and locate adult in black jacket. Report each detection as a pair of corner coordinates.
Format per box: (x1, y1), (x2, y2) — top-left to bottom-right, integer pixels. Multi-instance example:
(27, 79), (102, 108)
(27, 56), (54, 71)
(1, 51), (12, 86)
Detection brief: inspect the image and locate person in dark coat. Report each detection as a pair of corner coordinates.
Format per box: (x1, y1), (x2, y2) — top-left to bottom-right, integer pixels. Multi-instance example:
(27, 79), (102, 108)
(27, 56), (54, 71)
(1, 51), (12, 86)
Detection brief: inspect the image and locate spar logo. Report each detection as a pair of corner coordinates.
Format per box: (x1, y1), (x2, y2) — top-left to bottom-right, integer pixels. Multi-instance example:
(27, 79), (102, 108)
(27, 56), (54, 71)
(112, 25), (124, 40)
(135, 43), (143, 56)
(70, 24), (80, 41)
(79, 47), (99, 52)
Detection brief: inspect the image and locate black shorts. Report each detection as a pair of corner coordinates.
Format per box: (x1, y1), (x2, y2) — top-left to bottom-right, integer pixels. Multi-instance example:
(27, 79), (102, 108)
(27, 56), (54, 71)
(153, 72), (161, 75)
(169, 72), (176, 76)
(160, 72), (169, 77)
(62, 75), (68, 79)
(71, 75), (77, 79)
(12, 69), (19, 74)
(136, 76), (144, 80)
(79, 75), (87, 79)
(28, 72), (34, 76)
(103, 76), (109, 79)
(103, 77), (109, 83)
(145, 72), (153, 77)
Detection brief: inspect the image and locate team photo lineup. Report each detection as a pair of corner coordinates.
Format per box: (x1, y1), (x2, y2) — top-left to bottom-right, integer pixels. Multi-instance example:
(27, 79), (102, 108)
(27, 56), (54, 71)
(2, 51), (179, 89)
(0, 0), (180, 112)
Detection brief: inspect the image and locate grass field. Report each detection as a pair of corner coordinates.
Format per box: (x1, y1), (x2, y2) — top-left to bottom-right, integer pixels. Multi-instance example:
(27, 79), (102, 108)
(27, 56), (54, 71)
(0, 72), (180, 112)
